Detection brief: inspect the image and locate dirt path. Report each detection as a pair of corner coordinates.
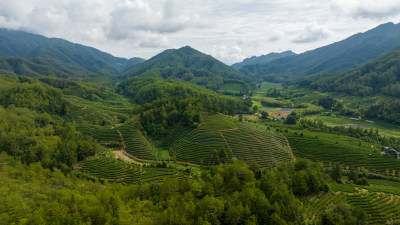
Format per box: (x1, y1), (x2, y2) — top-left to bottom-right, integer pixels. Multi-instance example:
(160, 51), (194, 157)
(114, 150), (135, 163)
(385, 194), (394, 204)
(219, 131), (234, 154)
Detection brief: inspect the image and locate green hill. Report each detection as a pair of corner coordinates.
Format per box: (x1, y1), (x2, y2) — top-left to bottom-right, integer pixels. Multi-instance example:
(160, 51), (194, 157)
(299, 47), (400, 97)
(166, 113), (293, 167)
(240, 22), (400, 82)
(299, 47), (400, 124)
(0, 28), (145, 77)
(121, 46), (253, 93)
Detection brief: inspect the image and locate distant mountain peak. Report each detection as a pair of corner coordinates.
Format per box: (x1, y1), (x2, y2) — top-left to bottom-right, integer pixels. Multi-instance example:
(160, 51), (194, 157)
(238, 22), (400, 82)
(232, 50), (296, 69)
(0, 28), (145, 77)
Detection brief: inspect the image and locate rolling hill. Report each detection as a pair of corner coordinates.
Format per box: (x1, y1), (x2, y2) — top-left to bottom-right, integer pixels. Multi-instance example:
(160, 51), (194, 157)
(299, 47), (400, 97)
(166, 113), (293, 167)
(298, 47), (400, 124)
(239, 22), (400, 82)
(120, 46), (254, 93)
(0, 28), (145, 77)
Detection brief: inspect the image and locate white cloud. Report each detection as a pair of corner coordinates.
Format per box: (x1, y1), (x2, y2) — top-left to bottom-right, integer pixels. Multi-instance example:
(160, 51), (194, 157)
(208, 45), (243, 65)
(293, 22), (332, 43)
(331, 0), (400, 19)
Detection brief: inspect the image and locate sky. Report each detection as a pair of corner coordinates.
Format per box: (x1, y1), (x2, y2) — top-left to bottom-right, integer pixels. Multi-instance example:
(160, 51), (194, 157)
(1, 0), (400, 64)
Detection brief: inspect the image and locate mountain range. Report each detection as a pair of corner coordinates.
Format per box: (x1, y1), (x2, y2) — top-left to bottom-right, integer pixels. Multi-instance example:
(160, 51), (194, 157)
(1, 22), (400, 90)
(238, 22), (400, 82)
(232, 50), (296, 70)
(0, 29), (144, 77)
(299, 47), (400, 97)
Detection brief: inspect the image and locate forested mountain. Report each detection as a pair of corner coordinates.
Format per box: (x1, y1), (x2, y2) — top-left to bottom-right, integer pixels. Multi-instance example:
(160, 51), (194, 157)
(120, 46), (254, 93)
(239, 22), (400, 82)
(298, 47), (400, 124)
(232, 50), (296, 69)
(0, 29), (145, 77)
(299, 47), (400, 97)
(0, 56), (76, 78)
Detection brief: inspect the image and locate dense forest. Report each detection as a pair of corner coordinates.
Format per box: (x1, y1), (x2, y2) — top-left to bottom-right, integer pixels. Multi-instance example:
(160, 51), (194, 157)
(118, 77), (252, 137)
(1, 151), (352, 225)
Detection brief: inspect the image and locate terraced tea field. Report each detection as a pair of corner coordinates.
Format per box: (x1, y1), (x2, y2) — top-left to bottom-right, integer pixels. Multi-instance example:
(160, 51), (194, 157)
(286, 130), (400, 171)
(168, 122), (293, 167)
(346, 192), (400, 224)
(79, 157), (184, 184)
(76, 124), (121, 144)
(64, 95), (133, 125)
(222, 123), (292, 167)
(305, 185), (400, 224)
(197, 112), (240, 131)
(304, 193), (346, 223)
(118, 122), (158, 160)
(169, 129), (231, 165)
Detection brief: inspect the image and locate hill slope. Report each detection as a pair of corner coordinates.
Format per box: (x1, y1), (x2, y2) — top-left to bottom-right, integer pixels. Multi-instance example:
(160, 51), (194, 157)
(121, 46), (254, 93)
(299, 47), (400, 97)
(232, 50), (296, 69)
(240, 22), (400, 82)
(0, 29), (144, 77)
(298, 47), (400, 124)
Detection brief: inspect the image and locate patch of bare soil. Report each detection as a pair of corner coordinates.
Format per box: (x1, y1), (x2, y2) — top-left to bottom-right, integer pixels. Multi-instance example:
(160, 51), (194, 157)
(114, 150), (135, 163)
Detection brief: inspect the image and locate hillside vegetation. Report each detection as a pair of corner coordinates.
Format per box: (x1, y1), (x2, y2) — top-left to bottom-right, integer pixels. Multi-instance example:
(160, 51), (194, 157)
(299, 47), (400, 124)
(239, 22), (400, 82)
(121, 46), (254, 94)
(232, 50), (296, 69)
(0, 28), (145, 77)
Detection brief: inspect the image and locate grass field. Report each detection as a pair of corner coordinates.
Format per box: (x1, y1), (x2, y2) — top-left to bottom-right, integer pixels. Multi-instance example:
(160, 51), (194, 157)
(218, 82), (244, 95)
(304, 115), (400, 138)
(256, 82), (282, 92)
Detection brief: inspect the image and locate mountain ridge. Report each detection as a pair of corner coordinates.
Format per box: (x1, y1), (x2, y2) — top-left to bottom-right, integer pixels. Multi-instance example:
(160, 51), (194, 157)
(239, 22), (400, 82)
(0, 28), (145, 77)
(232, 50), (296, 69)
(120, 46), (254, 93)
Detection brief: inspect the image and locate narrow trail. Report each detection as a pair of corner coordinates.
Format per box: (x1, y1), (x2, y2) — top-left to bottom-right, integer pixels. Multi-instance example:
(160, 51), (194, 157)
(283, 136), (295, 158)
(219, 131), (234, 154)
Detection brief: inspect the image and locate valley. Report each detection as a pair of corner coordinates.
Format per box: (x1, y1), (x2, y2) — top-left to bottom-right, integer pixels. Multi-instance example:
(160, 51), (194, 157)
(2, 21), (400, 225)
